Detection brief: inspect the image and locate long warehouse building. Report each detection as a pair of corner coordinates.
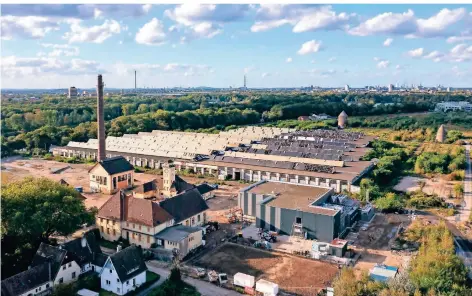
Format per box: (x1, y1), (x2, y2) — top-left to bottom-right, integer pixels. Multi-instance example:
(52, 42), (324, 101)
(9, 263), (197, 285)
(52, 127), (375, 192)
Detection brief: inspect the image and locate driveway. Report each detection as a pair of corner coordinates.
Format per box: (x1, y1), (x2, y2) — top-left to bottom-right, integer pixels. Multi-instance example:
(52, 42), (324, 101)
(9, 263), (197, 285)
(141, 261), (240, 296)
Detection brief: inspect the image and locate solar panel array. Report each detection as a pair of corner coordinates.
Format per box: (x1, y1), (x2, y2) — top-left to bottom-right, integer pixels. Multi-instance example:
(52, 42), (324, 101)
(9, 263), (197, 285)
(210, 155), (336, 174)
(284, 129), (364, 141)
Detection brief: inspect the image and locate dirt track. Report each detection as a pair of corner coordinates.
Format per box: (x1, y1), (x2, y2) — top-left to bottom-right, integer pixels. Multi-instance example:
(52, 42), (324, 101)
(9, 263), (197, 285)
(194, 243), (339, 296)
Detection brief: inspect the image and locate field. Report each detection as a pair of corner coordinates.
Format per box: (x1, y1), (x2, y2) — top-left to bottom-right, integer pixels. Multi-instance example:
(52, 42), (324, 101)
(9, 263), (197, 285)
(193, 243), (339, 296)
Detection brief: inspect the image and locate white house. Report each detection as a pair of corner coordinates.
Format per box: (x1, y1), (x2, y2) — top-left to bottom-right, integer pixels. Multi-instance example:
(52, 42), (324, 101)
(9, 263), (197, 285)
(100, 245), (147, 295)
(1, 230), (107, 296)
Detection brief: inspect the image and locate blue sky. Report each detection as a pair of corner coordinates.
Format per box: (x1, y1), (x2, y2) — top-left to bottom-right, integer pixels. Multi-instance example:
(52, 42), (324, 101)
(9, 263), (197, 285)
(1, 4), (472, 89)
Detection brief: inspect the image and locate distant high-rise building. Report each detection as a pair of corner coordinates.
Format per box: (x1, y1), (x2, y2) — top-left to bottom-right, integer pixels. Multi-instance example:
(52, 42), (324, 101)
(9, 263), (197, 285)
(447, 87), (451, 92)
(344, 85), (350, 92)
(68, 86), (78, 99)
(244, 75), (247, 89)
(388, 84), (394, 92)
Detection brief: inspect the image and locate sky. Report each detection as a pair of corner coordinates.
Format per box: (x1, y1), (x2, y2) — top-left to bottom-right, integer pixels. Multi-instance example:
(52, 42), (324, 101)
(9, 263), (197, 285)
(1, 4), (472, 89)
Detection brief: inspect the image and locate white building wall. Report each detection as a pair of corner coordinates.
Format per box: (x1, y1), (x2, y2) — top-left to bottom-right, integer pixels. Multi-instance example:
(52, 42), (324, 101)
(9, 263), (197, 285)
(54, 261), (81, 285)
(18, 281), (53, 296)
(122, 271), (146, 294)
(101, 261), (124, 295)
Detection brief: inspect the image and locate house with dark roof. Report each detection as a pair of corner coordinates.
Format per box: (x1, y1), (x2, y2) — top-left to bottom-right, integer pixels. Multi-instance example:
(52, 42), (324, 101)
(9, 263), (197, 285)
(97, 188), (208, 254)
(89, 156), (134, 194)
(1, 262), (53, 296)
(100, 245), (147, 295)
(132, 179), (158, 199)
(1, 230), (107, 296)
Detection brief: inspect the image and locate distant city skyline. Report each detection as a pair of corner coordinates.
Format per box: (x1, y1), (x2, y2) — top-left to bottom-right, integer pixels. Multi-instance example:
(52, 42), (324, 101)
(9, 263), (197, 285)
(1, 4), (472, 89)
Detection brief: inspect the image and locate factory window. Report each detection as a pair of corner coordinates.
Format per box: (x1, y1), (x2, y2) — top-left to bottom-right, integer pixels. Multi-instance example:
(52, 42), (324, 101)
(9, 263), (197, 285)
(147, 236), (150, 243)
(101, 226), (104, 233)
(113, 229), (116, 236)
(128, 174), (132, 186)
(103, 177), (107, 185)
(191, 217), (195, 225)
(59, 278), (63, 284)
(72, 272), (76, 279)
(68, 263), (71, 267)
(197, 215), (201, 222)
(296, 217), (302, 224)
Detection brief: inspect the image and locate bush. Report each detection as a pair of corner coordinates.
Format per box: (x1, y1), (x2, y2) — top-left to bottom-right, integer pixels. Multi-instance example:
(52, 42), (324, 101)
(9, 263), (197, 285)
(406, 192), (445, 209)
(374, 193), (404, 212)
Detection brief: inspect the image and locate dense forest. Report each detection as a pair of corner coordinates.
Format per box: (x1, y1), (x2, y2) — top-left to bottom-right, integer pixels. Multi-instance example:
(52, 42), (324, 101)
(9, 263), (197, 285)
(1, 92), (471, 156)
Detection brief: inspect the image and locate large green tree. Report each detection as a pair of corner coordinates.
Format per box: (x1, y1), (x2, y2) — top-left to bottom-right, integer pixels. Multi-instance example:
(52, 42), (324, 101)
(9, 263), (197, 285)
(1, 177), (97, 279)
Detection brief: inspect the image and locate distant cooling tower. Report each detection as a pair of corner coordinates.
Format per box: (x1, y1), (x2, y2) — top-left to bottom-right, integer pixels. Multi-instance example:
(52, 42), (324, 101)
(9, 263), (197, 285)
(338, 111), (348, 129)
(97, 74), (106, 162)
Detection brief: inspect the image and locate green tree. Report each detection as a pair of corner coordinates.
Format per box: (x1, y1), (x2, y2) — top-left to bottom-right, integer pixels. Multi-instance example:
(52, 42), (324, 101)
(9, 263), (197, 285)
(453, 183), (464, 199)
(1, 177), (96, 279)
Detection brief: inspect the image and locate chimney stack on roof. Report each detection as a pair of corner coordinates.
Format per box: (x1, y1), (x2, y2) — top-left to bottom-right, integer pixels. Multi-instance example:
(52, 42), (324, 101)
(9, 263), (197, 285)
(97, 74), (106, 162)
(436, 124), (446, 143)
(338, 111), (348, 129)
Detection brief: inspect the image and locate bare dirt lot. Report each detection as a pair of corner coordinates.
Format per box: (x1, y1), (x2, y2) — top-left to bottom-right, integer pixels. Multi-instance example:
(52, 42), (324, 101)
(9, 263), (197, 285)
(394, 176), (461, 199)
(350, 214), (411, 274)
(1, 157), (248, 213)
(193, 243), (339, 296)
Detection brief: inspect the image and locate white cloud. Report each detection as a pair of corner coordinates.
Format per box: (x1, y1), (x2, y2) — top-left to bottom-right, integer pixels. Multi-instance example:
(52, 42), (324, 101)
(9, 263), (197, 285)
(423, 50), (444, 62)
(41, 43), (80, 57)
(395, 64), (403, 70)
(297, 40), (323, 55)
(286, 57), (292, 63)
(383, 38), (393, 47)
(2, 4), (152, 19)
(251, 5), (354, 33)
(164, 4), (249, 40)
(192, 22), (222, 38)
(349, 9), (416, 36)
(328, 57), (336, 63)
(413, 8), (466, 38)
(1, 55), (103, 78)
(244, 66), (256, 74)
(377, 60), (390, 69)
(310, 60), (315, 64)
(447, 29), (472, 43)
(0, 16), (60, 40)
(63, 19), (121, 43)
(349, 8), (466, 38)
(261, 72), (271, 78)
(135, 18), (166, 46)
(113, 62), (213, 76)
(407, 47), (424, 57)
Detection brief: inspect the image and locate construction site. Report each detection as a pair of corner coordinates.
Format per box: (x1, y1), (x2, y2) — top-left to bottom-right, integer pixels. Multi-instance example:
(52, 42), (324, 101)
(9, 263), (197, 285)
(190, 242), (339, 296)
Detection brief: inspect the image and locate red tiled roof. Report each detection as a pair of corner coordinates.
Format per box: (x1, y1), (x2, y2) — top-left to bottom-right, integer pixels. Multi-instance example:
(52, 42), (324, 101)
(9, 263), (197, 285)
(98, 192), (173, 227)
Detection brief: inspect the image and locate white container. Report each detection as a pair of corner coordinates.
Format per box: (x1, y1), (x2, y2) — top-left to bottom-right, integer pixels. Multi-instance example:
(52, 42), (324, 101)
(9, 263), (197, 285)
(234, 272), (255, 288)
(256, 279), (279, 296)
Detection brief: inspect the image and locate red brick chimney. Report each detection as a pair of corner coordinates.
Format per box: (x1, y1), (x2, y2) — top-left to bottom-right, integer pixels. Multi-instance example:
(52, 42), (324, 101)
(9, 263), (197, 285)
(97, 74), (106, 162)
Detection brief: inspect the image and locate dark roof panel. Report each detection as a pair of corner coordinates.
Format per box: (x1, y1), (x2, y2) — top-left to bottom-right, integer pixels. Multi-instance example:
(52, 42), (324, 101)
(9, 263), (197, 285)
(109, 245), (147, 282)
(196, 183), (215, 195)
(1, 262), (52, 296)
(159, 188), (209, 223)
(98, 156), (134, 175)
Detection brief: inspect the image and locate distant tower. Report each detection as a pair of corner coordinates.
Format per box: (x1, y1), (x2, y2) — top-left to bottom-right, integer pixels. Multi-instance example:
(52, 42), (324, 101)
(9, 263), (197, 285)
(68, 86), (78, 99)
(97, 74), (106, 162)
(344, 84), (350, 92)
(134, 70), (137, 90)
(436, 124), (446, 143)
(388, 84), (394, 92)
(163, 161), (176, 196)
(244, 75), (247, 89)
(338, 111), (348, 129)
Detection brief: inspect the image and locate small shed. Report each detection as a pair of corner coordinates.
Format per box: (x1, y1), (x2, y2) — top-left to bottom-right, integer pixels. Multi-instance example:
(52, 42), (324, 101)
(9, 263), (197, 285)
(329, 239), (348, 257)
(234, 272), (255, 288)
(256, 279), (279, 296)
(369, 264), (398, 282)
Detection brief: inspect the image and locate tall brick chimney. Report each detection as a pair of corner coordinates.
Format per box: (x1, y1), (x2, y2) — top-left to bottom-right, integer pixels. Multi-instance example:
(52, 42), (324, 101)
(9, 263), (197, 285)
(97, 74), (106, 162)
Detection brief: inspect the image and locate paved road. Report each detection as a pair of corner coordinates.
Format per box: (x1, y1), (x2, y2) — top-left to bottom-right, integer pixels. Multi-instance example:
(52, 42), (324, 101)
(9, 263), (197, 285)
(140, 261), (240, 296)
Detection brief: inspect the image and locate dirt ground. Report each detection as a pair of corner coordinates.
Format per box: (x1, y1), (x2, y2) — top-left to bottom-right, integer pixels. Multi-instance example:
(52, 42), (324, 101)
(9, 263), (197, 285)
(349, 214), (412, 275)
(1, 157), (248, 212)
(394, 176), (461, 199)
(193, 243), (339, 296)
